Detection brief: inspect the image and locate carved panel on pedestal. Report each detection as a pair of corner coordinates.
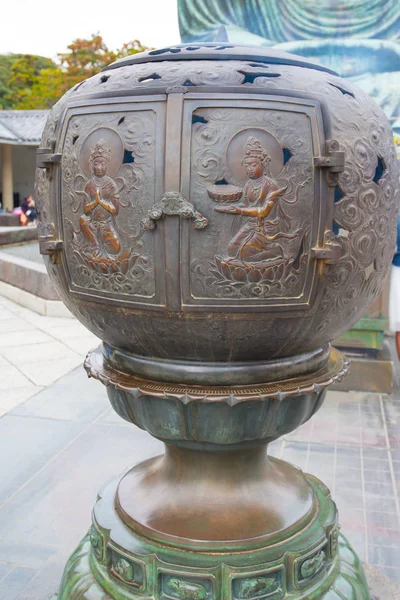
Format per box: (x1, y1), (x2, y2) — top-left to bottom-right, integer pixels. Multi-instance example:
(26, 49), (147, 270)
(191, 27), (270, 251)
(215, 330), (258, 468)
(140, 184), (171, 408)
(89, 524), (105, 563)
(299, 550), (325, 580)
(160, 573), (214, 600)
(110, 548), (146, 589)
(292, 543), (328, 589)
(329, 527), (340, 559)
(180, 97), (325, 310)
(59, 103), (166, 307)
(232, 573), (284, 600)
(227, 563), (285, 600)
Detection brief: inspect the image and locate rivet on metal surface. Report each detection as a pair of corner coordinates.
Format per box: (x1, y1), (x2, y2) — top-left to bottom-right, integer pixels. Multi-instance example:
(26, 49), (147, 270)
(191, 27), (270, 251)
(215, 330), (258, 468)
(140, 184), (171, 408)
(314, 140), (345, 185)
(312, 231), (342, 265)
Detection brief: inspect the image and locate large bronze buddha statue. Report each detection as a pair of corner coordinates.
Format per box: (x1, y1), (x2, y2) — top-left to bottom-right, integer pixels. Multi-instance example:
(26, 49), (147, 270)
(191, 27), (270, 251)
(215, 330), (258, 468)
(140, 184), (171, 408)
(179, 0), (400, 129)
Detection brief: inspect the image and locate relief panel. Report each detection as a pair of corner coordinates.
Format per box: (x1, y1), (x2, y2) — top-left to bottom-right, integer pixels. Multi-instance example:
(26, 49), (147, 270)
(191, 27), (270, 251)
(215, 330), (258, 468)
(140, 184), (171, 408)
(159, 572), (215, 600)
(109, 547), (146, 590)
(226, 563), (285, 600)
(59, 101), (166, 307)
(180, 96), (326, 310)
(232, 573), (284, 600)
(291, 543), (329, 590)
(89, 524), (105, 563)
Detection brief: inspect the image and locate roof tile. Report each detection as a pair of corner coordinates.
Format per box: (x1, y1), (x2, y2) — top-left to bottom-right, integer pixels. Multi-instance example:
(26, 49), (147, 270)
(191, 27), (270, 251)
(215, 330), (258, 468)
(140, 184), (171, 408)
(0, 110), (50, 145)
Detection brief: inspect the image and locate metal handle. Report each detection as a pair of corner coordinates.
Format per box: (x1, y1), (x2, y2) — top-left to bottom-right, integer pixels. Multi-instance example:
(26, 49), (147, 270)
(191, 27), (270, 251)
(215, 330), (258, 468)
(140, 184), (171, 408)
(141, 192), (208, 231)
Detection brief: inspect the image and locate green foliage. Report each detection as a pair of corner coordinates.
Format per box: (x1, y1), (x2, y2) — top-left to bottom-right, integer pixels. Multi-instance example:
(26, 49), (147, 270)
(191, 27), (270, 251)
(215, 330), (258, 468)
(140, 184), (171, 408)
(14, 68), (68, 109)
(0, 54), (24, 109)
(0, 34), (150, 110)
(5, 54), (57, 108)
(116, 39), (149, 59)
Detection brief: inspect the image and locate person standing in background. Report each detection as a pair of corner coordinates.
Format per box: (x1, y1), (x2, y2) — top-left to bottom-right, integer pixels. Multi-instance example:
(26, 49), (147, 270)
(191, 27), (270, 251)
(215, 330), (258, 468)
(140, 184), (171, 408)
(390, 214), (400, 360)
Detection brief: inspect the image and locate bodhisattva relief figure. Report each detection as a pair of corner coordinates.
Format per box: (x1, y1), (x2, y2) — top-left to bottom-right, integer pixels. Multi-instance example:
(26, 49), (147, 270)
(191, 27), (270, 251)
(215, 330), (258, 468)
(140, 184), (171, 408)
(80, 139), (121, 258)
(215, 136), (297, 267)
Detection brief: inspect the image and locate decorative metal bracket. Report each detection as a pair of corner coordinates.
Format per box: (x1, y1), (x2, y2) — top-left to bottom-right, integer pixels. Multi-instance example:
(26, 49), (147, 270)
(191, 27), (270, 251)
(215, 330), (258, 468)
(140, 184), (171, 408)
(141, 192), (208, 231)
(36, 150), (62, 168)
(312, 231), (342, 265)
(36, 138), (62, 179)
(38, 223), (64, 264)
(314, 140), (345, 186)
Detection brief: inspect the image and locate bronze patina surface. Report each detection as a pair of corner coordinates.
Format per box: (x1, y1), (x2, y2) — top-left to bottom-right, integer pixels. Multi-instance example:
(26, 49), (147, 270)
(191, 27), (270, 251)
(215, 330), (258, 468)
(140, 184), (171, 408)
(52, 350), (370, 599)
(55, 476), (370, 600)
(36, 44), (398, 365)
(36, 44), (399, 599)
(51, 346), (372, 600)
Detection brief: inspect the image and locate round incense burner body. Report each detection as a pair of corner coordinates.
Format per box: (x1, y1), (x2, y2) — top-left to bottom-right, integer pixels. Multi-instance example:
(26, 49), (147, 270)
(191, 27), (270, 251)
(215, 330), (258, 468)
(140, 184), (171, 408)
(37, 45), (398, 600)
(36, 44), (398, 371)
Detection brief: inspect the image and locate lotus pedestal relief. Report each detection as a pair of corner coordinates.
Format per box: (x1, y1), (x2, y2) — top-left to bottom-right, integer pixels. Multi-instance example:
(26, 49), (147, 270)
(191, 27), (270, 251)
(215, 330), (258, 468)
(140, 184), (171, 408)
(37, 44), (399, 599)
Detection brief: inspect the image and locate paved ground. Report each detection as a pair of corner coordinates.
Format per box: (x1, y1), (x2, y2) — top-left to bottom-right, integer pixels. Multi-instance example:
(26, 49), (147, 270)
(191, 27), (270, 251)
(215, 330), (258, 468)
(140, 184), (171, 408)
(0, 242), (42, 265)
(0, 294), (399, 598)
(0, 226), (37, 246)
(364, 563), (400, 599)
(0, 294), (99, 417)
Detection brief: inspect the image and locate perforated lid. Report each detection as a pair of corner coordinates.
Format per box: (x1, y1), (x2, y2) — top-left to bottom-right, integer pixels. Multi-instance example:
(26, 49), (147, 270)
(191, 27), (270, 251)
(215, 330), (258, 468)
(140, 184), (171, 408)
(104, 43), (338, 75)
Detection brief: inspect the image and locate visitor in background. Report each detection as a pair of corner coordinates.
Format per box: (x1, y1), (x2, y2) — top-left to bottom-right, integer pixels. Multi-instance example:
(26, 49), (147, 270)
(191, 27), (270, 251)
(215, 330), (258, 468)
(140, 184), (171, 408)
(20, 195), (37, 226)
(390, 214), (400, 360)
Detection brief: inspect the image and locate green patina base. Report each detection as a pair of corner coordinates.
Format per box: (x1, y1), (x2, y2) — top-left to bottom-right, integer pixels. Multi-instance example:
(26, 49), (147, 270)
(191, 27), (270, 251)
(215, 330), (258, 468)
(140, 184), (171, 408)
(53, 471), (371, 600)
(54, 534), (369, 600)
(53, 349), (370, 599)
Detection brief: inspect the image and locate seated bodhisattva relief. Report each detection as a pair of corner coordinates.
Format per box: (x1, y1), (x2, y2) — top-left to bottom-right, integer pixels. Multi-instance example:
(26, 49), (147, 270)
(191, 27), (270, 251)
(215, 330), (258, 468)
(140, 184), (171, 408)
(205, 136), (303, 298)
(213, 136), (297, 267)
(79, 139), (122, 259)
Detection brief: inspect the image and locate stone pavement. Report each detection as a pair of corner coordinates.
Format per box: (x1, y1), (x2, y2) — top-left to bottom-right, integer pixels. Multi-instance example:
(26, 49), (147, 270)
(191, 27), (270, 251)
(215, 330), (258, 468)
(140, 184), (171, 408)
(0, 294), (99, 418)
(0, 294), (399, 598)
(0, 243), (43, 265)
(0, 226), (37, 247)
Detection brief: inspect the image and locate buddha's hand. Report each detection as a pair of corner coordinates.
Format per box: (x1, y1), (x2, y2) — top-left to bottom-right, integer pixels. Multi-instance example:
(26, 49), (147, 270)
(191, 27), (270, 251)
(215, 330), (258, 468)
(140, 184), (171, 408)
(267, 186), (288, 202)
(214, 205), (243, 214)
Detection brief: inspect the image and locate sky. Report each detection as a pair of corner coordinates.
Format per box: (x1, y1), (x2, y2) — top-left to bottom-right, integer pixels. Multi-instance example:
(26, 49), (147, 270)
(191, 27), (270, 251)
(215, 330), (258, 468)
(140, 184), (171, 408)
(0, 0), (181, 59)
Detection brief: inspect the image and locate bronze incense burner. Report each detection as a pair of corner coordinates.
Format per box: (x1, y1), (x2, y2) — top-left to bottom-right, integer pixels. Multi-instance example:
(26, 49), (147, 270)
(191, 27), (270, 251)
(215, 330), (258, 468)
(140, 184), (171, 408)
(36, 44), (399, 600)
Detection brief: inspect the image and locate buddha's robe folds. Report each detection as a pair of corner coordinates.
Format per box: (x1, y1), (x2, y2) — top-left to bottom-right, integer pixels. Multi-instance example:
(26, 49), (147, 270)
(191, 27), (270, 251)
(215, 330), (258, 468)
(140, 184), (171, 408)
(179, 0), (400, 44)
(178, 0), (400, 126)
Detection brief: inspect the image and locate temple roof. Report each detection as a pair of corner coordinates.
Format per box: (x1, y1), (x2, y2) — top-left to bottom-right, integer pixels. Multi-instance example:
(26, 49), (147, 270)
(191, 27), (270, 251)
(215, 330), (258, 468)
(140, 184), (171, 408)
(0, 110), (49, 145)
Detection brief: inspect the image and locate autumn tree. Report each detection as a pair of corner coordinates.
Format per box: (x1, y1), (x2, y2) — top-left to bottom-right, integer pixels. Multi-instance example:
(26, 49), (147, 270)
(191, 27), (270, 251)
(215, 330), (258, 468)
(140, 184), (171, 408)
(58, 34), (117, 87)
(2, 34), (150, 110)
(58, 34), (149, 90)
(116, 40), (149, 59)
